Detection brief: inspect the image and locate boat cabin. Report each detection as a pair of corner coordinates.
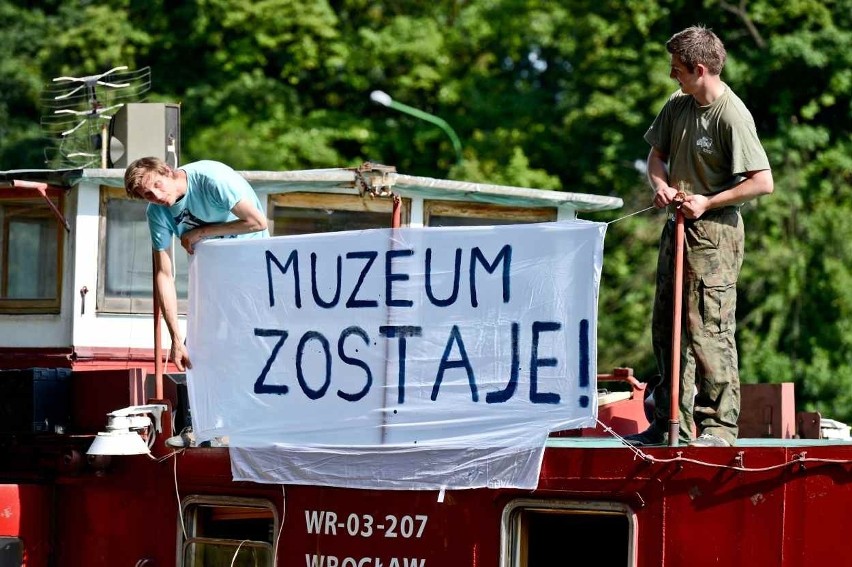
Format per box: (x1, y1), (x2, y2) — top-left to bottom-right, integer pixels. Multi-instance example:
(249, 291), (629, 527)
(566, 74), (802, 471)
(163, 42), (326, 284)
(0, 164), (619, 372)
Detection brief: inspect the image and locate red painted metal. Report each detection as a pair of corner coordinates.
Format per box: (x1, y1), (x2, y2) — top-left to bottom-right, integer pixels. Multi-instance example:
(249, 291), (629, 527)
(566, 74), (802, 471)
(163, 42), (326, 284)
(0, 484), (51, 566)
(0, 348), (74, 369)
(68, 347), (159, 368)
(392, 194), (402, 228)
(2, 360), (852, 566)
(70, 369), (149, 432)
(668, 199), (685, 447)
(13, 438), (849, 567)
(0, 347), (166, 372)
(555, 368), (651, 438)
(152, 254), (164, 400)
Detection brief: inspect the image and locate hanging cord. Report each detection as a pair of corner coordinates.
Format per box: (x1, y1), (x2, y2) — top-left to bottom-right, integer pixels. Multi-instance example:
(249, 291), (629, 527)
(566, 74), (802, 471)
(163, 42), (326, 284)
(273, 485), (286, 567)
(230, 540), (249, 567)
(598, 419), (852, 472)
(606, 205), (656, 225)
(173, 454), (187, 541)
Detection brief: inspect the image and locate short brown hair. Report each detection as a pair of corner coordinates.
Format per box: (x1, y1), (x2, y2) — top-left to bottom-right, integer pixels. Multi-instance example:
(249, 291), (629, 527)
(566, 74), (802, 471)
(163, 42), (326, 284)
(666, 25), (726, 75)
(124, 156), (174, 198)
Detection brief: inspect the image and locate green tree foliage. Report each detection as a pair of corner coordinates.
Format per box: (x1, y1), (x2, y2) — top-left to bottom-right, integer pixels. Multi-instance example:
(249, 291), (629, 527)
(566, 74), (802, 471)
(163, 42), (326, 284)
(733, 0), (852, 418)
(2, 0), (852, 421)
(0, 1), (52, 166)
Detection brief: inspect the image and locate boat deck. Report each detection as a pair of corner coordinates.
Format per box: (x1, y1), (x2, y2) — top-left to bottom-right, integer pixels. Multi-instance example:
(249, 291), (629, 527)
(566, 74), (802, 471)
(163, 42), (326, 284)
(547, 435), (852, 448)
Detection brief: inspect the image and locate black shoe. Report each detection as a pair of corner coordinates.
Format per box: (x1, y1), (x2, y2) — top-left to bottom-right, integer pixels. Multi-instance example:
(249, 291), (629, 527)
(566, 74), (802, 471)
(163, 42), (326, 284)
(623, 426), (667, 446)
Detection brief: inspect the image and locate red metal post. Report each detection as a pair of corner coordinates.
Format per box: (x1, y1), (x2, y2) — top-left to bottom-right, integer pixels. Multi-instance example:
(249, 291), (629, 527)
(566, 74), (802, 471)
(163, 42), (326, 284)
(11, 180), (71, 232)
(391, 194), (401, 228)
(152, 253), (164, 399)
(668, 200), (685, 446)
(379, 194), (403, 444)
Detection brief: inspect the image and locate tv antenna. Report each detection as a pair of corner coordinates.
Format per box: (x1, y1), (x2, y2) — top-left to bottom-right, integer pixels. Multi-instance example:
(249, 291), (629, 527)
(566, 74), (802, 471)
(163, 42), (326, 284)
(41, 66), (151, 168)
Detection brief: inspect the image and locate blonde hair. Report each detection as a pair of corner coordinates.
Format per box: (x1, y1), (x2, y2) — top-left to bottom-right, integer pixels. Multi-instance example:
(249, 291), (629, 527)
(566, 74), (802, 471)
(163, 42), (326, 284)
(666, 25), (727, 75)
(124, 156), (174, 198)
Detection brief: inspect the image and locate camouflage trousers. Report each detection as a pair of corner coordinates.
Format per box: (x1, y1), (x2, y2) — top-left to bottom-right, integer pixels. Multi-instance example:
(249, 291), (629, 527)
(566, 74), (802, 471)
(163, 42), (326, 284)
(651, 207), (744, 445)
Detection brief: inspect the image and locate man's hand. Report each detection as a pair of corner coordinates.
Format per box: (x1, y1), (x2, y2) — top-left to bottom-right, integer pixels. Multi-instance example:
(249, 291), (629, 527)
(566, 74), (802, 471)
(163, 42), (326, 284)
(180, 228), (204, 254)
(653, 185), (680, 208)
(170, 341), (193, 371)
(681, 194), (710, 220)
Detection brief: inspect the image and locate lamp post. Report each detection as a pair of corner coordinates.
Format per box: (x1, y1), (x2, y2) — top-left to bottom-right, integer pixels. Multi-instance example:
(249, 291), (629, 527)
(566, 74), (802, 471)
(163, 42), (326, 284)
(370, 90), (462, 166)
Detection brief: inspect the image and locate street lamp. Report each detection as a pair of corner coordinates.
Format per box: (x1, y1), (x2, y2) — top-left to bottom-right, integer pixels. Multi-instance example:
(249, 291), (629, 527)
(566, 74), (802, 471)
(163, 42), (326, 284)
(370, 90), (462, 166)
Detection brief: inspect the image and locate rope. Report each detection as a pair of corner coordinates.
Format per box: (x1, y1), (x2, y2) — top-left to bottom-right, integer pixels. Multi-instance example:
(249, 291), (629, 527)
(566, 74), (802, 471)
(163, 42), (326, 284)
(597, 419), (852, 472)
(606, 205), (656, 225)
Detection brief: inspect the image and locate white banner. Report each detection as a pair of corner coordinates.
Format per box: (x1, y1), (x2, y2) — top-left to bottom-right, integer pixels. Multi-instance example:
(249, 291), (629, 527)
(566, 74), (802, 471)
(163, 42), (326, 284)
(186, 221), (606, 489)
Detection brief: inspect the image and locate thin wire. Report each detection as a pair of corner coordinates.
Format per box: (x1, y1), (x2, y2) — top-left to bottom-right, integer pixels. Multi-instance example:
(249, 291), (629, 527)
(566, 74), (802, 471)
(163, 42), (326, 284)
(155, 447), (182, 462)
(597, 419), (852, 472)
(606, 205), (656, 225)
(173, 454), (188, 541)
(274, 486), (286, 566)
(230, 540), (249, 567)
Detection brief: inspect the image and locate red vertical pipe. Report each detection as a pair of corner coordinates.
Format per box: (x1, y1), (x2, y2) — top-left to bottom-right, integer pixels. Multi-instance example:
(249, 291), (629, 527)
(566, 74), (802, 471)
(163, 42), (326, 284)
(379, 194), (403, 444)
(391, 194), (401, 228)
(152, 254), (164, 399)
(668, 203), (685, 446)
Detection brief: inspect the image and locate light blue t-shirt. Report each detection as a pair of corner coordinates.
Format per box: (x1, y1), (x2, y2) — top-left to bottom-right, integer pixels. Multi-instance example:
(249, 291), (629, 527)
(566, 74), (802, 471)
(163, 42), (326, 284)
(147, 160), (269, 251)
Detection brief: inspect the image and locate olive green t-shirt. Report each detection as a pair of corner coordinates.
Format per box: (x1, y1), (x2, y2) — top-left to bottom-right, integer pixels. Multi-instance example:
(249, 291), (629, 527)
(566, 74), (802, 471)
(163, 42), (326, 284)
(644, 84), (770, 196)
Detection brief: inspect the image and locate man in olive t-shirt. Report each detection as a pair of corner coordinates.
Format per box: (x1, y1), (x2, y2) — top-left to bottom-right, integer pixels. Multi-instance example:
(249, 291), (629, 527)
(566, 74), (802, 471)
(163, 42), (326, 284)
(625, 26), (774, 448)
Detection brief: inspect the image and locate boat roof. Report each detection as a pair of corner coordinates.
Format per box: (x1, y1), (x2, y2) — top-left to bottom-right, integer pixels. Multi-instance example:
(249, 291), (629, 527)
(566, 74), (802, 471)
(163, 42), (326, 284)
(2, 166), (623, 214)
(0, 168), (83, 187)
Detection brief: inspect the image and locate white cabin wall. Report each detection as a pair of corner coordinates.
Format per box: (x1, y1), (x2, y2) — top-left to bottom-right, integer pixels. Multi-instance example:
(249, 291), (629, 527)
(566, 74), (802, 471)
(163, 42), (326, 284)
(407, 197), (424, 227)
(0, 312), (71, 347)
(0, 167), (609, 352)
(71, 177), (179, 350)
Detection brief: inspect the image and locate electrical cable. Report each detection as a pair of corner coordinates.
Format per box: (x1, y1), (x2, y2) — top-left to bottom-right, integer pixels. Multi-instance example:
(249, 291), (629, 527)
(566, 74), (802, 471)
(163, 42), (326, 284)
(230, 540), (249, 567)
(273, 486), (286, 567)
(173, 454), (187, 541)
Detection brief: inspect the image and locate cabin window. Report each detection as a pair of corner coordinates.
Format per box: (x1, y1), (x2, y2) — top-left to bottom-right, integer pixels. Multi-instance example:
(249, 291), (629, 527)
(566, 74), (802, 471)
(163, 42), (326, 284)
(424, 200), (556, 227)
(268, 192), (407, 235)
(97, 187), (189, 313)
(180, 495), (278, 567)
(0, 189), (64, 314)
(501, 499), (636, 567)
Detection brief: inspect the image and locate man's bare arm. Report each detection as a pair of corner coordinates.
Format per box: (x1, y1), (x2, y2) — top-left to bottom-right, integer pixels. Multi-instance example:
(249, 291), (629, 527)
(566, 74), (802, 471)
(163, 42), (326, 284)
(647, 147), (680, 208)
(180, 198), (268, 253)
(153, 249), (191, 370)
(682, 169), (774, 219)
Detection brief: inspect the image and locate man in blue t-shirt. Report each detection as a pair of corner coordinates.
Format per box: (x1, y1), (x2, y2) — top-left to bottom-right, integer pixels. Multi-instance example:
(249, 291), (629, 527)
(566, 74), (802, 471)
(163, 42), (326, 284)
(125, 157), (269, 371)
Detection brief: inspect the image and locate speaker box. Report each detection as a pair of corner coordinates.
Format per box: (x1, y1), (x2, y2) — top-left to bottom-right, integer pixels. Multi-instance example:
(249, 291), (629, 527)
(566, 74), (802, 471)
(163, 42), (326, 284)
(0, 368), (72, 433)
(164, 373), (190, 432)
(108, 102), (181, 168)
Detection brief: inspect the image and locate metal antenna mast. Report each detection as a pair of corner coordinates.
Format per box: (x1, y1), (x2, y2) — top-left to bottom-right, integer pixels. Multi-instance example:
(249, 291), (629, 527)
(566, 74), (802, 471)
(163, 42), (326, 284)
(40, 66), (151, 168)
